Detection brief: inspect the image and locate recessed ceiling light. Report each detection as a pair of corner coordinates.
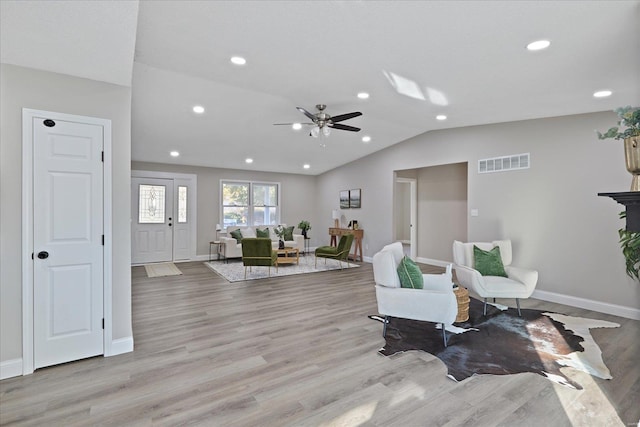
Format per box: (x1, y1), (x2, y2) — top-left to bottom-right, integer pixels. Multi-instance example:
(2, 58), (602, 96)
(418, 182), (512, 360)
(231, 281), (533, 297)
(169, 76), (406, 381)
(357, 92), (370, 99)
(292, 123), (302, 130)
(362, 136), (371, 143)
(436, 115), (447, 121)
(245, 158), (253, 164)
(192, 105), (205, 114)
(593, 90), (612, 98)
(230, 56), (246, 65)
(303, 164), (310, 169)
(526, 40), (551, 51)
(170, 151), (180, 157)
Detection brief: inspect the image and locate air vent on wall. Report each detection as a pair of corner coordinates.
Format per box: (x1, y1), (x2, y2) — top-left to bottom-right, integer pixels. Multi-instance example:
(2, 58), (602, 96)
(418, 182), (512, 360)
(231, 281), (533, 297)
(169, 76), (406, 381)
(478, 153), (530, 174)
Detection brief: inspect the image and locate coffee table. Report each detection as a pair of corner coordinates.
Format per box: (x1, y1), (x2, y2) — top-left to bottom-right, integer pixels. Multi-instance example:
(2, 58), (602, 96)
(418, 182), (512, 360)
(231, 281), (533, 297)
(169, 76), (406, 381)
(276, 247), (299, 266)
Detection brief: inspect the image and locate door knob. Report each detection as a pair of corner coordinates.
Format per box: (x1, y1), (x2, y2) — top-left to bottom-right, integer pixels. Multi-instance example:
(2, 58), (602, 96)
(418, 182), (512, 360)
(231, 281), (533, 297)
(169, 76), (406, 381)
(37, 251), (49, 259)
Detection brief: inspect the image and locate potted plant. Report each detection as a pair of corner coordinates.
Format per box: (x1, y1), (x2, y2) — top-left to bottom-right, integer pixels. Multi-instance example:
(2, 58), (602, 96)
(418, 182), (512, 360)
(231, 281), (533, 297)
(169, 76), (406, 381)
(597, 106), (640, 191)
(598, 106), (640, 281)
(297, 220), (311, 238)
(274, 225), (286, 249)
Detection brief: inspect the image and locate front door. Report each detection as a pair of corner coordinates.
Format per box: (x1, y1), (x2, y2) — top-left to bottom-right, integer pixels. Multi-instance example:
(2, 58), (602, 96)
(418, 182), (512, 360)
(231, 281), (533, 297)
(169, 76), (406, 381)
(131, 177), (174, 264)
(33, 115), (104, 369)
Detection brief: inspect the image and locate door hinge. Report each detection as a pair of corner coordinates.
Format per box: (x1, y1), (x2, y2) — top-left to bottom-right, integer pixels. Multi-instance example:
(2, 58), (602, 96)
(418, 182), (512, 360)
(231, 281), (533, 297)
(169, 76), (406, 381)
(32, 252), (34, 260)
(102, 235), (104, 245)
(102, 318), (105, 329)
(101, 151), (104, 162)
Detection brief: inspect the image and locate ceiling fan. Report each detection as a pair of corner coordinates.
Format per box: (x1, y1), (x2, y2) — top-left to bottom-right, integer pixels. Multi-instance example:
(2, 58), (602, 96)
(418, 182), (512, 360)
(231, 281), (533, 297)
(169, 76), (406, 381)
(274, 104), (362, 138)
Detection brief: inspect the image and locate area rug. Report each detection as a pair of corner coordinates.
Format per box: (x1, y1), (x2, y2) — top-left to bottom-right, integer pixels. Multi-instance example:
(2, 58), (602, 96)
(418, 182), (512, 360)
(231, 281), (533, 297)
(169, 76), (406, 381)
(369, 298), (619, 389)
(144, 262), (182, 278)
(204, 255), (359, 282)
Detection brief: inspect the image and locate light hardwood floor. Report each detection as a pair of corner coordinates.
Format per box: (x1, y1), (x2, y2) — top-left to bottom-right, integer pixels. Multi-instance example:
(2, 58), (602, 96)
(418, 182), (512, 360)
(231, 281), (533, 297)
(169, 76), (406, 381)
(1, 260), (638, 426)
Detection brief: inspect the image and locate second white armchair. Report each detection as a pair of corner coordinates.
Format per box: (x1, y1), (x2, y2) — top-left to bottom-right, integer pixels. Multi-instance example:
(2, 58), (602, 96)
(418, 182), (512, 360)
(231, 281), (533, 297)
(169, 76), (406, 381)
(452, 240), (538, 316)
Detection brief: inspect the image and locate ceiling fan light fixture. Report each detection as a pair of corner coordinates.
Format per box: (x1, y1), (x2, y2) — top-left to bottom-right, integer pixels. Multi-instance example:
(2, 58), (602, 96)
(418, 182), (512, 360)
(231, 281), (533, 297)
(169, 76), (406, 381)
(322, 126), (331, 137)
(310, 126), (320, 138)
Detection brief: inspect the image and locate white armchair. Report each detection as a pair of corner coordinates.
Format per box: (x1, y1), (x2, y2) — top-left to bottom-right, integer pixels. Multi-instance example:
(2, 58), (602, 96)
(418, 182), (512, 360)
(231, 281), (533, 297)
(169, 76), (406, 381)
(372, 242), (458, 346)
(452, 240), (538, 316)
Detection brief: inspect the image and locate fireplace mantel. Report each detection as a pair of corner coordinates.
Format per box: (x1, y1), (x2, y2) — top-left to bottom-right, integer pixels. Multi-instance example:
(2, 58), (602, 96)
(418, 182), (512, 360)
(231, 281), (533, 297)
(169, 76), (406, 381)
(598, 192), (640, 232)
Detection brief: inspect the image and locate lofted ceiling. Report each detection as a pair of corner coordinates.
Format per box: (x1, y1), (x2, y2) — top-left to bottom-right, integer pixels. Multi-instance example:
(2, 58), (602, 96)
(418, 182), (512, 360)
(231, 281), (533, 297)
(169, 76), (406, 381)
(2, 1), (639, 175)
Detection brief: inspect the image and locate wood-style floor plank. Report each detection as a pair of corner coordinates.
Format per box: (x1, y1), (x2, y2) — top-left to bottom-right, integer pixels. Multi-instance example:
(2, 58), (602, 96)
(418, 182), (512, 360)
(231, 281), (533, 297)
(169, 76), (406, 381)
(1, 260), (638, 426)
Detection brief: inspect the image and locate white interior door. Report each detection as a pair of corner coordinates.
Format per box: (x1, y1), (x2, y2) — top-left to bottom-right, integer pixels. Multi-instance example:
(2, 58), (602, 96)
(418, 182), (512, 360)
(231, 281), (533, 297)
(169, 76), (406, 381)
(33, 116), (104, 369)
(131, 178), (174, 264)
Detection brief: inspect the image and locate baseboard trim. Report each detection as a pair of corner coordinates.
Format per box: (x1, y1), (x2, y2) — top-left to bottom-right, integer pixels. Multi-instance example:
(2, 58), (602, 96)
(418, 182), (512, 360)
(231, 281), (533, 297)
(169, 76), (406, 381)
(0, 358), (23, 380)
(107, 336), (134, 356)
(532, 289), (640, 320)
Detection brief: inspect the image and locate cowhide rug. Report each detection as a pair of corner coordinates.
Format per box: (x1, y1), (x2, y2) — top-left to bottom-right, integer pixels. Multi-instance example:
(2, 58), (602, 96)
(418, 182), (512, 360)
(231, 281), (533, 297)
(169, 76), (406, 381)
(369, 298), (619, 389)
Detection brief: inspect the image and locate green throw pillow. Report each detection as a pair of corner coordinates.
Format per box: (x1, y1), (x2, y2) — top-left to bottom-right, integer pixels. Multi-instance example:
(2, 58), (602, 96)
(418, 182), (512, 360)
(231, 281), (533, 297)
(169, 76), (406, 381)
(473, 245), (508, 277)
(256, 227), (270, 238)
(230, 229), (243, 243)
(397, 256), (423, 289)
(283, 226), (294, 241)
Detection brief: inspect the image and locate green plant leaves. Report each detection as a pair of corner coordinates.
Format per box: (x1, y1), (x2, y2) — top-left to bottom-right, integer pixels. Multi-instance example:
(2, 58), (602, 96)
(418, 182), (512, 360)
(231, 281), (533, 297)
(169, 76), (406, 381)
(618, 211), (640, 280)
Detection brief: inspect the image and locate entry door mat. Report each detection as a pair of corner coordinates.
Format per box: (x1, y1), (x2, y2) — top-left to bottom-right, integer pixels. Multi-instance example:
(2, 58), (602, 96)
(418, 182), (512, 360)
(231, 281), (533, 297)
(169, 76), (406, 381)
(204, 255), (358, 282)
(144, 262), (183, 278)
(369, 298), (619, 389)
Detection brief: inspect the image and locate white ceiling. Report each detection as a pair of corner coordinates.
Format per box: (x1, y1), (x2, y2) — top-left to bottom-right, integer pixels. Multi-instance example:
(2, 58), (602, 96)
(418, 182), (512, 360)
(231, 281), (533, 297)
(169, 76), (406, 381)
(2, 1), (639, 175)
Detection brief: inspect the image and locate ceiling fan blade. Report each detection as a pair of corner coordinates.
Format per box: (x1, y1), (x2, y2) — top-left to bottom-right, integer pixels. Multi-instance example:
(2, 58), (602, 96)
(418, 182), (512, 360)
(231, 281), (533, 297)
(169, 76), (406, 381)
(330, 111), (362, 123)
(273, 122), (315, 126)
(296, 107), (317, 122)
(330, 123), (361, 132)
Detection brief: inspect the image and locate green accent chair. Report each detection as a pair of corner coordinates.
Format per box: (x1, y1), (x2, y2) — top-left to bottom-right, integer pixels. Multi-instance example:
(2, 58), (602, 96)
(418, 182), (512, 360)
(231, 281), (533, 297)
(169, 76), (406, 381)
(241, 238), (277, 279)
(315, 233), (355, 270)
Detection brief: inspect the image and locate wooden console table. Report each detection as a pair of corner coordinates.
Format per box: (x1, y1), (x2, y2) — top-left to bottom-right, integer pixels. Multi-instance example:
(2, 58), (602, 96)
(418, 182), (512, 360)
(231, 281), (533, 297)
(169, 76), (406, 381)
(329, 227), (364, 262)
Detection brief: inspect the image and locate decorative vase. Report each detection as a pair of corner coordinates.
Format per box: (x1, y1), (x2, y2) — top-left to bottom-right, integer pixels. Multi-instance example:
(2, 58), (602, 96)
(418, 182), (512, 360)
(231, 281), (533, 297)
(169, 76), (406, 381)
(278, 239), (285, 249)
(625, 136), (640, 191)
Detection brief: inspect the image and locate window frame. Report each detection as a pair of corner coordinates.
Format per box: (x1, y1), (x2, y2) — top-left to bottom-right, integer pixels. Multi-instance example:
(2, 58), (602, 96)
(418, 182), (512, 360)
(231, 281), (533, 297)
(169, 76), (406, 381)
(220, 180), (281, 228)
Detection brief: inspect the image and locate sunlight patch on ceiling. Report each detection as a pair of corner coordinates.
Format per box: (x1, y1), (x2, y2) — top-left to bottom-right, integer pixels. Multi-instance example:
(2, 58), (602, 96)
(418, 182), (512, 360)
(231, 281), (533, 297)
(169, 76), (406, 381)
(383, 70), (425, 101)
(426, 87), (448, 106)
(383, 71), (449, 106)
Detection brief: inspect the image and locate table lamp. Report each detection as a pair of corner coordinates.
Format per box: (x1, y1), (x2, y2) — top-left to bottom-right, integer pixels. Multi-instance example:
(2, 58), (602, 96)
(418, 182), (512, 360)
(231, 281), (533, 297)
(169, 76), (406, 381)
(332, 210), (341, 228)
(215, 223), (222, 241)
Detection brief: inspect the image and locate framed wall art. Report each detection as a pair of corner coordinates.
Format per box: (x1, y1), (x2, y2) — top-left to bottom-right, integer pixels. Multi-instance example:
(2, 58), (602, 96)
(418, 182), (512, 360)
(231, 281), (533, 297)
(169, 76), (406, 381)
(349, 189), (361, 208)
(339, 190), (350, 209)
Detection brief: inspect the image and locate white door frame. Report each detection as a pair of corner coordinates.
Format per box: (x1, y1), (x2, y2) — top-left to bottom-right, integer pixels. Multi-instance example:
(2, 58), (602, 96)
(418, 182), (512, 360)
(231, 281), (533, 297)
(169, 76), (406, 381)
(22, 109), (113, 375)
(131, 170), (197, 263)
(396, 177), (417, 259)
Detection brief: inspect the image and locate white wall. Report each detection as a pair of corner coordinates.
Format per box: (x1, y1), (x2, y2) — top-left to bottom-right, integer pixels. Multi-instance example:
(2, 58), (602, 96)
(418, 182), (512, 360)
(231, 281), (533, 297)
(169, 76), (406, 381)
(417, 162), (468, 261)
(0, 64), (133, 366)
(131, 162), (319, 254)
(318, 111), (639, 314)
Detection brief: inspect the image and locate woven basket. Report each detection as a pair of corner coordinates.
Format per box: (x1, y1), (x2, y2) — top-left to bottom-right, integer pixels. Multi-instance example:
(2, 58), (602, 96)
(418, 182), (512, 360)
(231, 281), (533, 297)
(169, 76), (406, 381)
(453, 286), (470, 322)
